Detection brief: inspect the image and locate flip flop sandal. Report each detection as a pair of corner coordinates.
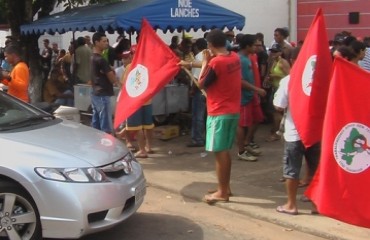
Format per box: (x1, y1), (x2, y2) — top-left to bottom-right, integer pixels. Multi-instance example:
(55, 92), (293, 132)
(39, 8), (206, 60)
(207, 189), (233, 196)
(298, 182), (309, 188)
(203, 194), (229, 205)
(279, 177), (286, 182)
(300, 195), (312, 202)
(146, 149), (155, 154)
(128, 147), (137, 153)
(134, 153), (148, 158)
(276, 205), (298, 215)
(265, 135), (281, 142)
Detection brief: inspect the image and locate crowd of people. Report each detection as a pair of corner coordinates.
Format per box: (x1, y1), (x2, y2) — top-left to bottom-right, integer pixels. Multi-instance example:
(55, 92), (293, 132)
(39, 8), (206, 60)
(1, 27), (369, 213)
(176, 28), (370, 212)
(38, 35), (129, 107)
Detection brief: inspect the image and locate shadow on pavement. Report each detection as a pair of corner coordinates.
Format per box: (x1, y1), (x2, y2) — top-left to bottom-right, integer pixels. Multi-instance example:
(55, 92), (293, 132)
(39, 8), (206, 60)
(79, 213), (204, 240)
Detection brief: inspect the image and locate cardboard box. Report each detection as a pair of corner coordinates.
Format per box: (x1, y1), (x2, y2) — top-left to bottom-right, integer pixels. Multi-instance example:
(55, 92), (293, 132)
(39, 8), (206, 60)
(153, 125), (179, 140)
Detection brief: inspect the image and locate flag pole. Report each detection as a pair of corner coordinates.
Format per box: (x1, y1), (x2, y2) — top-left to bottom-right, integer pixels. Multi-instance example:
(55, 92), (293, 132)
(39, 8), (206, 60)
(181, 67), (207, 97)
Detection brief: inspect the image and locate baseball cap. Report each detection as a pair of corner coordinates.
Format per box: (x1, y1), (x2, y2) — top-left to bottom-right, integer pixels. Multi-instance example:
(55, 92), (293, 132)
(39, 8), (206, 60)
(130, 45), (137, 54)
(183, 33), (193, 39)
(269, 43), (282, 52)
(121, 50), (132, 58)
(334, 34), (346, 44)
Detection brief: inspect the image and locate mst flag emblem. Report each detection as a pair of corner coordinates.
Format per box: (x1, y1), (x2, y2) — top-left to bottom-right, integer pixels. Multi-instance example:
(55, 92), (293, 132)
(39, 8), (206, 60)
(334, 123), (370, 174)
(301, 55), (316, 96)
(125, 64), (149, 97)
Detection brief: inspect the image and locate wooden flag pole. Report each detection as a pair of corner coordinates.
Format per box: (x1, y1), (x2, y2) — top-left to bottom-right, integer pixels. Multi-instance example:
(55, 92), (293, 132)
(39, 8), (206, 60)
(181, 67), (207, 98)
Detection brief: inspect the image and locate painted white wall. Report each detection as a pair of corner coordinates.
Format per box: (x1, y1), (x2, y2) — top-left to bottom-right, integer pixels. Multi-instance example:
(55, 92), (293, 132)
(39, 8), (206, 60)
(210, 0), (292, 44)
(0, 30), (11, 47)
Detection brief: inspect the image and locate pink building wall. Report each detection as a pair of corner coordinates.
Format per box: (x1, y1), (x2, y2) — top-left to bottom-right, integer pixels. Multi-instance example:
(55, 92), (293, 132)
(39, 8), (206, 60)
(297, 0), (370, 41)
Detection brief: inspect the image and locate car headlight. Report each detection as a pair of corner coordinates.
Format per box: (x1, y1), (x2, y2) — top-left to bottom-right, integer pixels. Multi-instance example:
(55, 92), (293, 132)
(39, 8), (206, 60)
(35, 167), (109, 183)
(100, 152), (134, 174)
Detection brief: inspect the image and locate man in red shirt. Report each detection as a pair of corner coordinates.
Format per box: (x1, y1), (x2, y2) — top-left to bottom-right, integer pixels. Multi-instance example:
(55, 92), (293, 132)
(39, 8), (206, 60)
(198, 29), (241, 204)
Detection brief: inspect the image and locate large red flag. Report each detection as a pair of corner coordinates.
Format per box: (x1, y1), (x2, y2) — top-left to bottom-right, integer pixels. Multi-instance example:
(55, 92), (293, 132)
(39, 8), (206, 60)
(306, 57), (370, 228)
(288, 9), (332, 148)
(114, 19), (180, 128)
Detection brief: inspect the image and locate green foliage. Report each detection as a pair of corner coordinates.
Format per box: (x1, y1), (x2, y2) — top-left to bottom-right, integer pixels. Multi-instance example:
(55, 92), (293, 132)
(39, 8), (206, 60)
(0, 0), (7, 24)
(0, 0), (121, 37)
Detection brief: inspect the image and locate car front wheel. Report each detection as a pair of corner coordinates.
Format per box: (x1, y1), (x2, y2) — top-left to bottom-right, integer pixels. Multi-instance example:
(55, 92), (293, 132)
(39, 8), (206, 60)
(0, 182), (41, 240)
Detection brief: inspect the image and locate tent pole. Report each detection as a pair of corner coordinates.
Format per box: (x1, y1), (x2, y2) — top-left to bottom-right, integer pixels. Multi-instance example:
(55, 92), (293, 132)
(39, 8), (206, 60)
(72, 31), (77, 86)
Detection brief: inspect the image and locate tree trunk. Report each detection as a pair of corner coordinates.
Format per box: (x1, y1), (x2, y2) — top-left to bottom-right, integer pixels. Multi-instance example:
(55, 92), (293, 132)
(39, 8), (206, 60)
(3, 0), (115, 102)
(23, 0), (44, 103)
(21, 34), (43, 103)
(6, 0), (44, 103)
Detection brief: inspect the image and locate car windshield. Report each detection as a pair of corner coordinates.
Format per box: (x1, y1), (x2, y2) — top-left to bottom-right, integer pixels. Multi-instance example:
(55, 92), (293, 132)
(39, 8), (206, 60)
(0, 91), (55, 131)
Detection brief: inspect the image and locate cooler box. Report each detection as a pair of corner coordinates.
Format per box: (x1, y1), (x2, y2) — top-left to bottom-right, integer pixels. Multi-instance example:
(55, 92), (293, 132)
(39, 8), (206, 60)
(152, 84), (189, 116)
(74, 84), (120, 115)
(74, 84), (91, 112)
(54, 106), (80, 123)
(153, 125), (179, 140)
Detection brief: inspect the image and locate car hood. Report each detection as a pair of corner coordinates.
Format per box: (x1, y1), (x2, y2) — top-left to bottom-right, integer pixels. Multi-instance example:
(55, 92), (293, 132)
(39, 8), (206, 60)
(0, 119), (129, 167)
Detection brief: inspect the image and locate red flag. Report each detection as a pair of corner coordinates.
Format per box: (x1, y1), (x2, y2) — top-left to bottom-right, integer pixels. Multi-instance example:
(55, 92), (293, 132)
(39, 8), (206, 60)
(114, 19), (180, 128)
(288, 9), (332, 148)
(306, 57), (370, 228)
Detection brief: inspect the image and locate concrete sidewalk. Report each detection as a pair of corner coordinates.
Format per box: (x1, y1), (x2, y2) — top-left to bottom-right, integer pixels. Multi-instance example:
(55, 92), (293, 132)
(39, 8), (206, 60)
(136, 125), (370, 240)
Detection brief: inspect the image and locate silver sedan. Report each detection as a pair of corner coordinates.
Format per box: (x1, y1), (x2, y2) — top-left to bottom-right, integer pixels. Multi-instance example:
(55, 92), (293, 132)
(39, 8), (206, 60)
(0, 91), (146, 239)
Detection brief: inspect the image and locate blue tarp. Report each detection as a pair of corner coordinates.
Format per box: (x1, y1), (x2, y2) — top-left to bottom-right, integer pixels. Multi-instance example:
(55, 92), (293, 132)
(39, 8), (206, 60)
(21, 0), (245, 35)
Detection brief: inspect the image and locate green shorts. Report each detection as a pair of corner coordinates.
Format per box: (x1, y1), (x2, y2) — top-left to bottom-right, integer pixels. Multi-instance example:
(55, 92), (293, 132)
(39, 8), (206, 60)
(205, 114), (239, 152)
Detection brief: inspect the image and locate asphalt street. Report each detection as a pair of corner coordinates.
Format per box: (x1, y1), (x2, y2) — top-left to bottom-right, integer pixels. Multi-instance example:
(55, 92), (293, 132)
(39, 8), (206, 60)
(135, 124), (370, 240)
(79, 186), (328, 240)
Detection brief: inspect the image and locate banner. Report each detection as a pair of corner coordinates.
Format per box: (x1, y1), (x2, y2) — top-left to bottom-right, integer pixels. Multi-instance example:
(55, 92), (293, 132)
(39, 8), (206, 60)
(288, 9), (332, 148)
(306, 57), (370, 228)
(114, 18), (180, 128)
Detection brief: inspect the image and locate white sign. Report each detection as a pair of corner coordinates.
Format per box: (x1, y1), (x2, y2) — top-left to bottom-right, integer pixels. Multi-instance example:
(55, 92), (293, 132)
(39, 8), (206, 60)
(171, 0), (200, 18)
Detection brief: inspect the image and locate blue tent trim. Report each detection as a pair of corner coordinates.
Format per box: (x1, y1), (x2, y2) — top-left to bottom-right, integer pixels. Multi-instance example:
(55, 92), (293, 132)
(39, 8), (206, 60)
(20, 0), (151, 35)
(21, 0), (245, 35)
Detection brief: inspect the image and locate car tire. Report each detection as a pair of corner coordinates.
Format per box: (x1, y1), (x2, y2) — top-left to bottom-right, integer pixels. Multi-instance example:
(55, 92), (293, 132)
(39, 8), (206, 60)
(0, 181), (42, 240)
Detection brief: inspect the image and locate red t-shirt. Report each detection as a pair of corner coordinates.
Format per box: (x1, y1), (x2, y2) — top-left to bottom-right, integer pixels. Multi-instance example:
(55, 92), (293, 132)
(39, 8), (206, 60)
(249, 53), (261, 88)
(200, 51), (241, 116)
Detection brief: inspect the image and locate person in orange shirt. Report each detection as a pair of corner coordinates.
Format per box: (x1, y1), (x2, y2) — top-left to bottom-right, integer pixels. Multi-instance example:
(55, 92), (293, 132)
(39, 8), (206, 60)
(2, 44), (30, 102)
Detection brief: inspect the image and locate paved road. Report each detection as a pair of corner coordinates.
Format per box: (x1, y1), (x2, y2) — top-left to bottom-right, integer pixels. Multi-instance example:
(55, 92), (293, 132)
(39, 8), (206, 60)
(80, 186), (326, 240)
(133, 124), (370, 240)
(51, 123), (370, 240)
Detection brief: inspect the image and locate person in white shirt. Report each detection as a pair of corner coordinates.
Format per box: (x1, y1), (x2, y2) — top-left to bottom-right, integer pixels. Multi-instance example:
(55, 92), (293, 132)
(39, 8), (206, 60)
(273, 75), (320, 215)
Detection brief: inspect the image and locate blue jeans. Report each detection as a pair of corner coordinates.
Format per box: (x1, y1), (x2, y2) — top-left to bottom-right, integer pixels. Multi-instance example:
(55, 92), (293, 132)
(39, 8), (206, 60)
(191, 89), (206, 144)
(55, 90), (74, 107)
(91, 95), (113, 134)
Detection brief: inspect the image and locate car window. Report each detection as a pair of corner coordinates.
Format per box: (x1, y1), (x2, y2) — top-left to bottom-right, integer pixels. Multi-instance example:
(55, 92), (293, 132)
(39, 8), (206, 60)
(0, 91), (53, 130)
